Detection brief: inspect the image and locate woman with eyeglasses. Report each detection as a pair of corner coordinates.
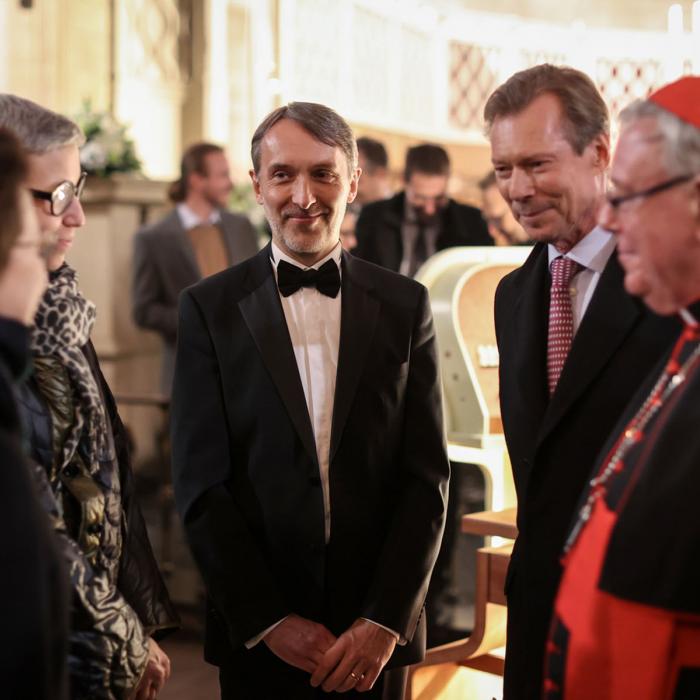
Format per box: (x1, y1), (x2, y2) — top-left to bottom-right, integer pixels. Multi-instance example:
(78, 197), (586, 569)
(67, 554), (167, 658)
(0, 95), (179, 700)
(0, 126), (70, 700)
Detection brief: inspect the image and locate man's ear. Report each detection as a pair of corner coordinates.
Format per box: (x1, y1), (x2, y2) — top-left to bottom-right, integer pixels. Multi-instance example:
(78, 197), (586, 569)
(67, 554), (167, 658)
(590, 133), (611, 171)
(347, 167), (361, 204)
(249, 169), (263, 204)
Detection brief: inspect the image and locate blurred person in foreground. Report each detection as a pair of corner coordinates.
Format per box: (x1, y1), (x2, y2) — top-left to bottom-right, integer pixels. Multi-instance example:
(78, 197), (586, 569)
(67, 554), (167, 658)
(132, 142), (259, 394)
(0, 94), (179, 700)
(0, 126), (68, 700)
(171, 101), (449, 699)
(354, 143), (492, 276)
(546, 76), (700, 700)
(485, 64), (679, 699)
(478, 170), (530, 245)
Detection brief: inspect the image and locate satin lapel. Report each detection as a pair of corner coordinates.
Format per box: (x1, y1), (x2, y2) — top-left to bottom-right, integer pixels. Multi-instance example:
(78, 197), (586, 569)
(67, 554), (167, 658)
(538, 252), (641, 444)
(508, 246), (550, 438)
(237, 248), (319, 470)
(329, 253), (380, 463)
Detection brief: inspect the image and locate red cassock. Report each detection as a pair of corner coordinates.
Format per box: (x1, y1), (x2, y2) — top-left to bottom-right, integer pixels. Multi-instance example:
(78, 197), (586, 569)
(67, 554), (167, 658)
(545, 319), (700, 700)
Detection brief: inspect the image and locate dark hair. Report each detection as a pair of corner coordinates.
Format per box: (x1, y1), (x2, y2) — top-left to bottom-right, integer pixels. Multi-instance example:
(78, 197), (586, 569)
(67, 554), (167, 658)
(168, 142), (225, 203)
(478, 170), (497, 191)
(404, 144), (450, 181)
(250, 102), (357, 175)
(356, 136), (388, 172)
(483, 64), (609, 155)
(0, 127), (28, 272)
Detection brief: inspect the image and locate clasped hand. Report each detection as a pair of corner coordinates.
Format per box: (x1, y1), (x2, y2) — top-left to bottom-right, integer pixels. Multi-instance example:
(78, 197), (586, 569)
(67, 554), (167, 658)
(265, 616), (396, 692)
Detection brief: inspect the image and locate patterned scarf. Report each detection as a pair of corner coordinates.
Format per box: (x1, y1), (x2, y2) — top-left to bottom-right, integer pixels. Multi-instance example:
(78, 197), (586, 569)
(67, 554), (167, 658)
(29, 264), (112, 472)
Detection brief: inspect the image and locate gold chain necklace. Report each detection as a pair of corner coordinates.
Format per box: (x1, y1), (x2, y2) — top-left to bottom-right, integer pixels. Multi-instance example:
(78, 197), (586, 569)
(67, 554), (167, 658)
(564, 329), (700, 554)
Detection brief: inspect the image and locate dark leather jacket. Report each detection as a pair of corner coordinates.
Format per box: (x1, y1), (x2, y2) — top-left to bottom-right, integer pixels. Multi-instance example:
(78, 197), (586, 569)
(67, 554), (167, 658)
(16, 339), (178, 700)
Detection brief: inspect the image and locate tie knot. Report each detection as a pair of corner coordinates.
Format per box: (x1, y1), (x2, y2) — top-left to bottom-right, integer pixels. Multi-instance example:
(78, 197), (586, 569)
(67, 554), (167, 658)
(550, 256), (581, 288)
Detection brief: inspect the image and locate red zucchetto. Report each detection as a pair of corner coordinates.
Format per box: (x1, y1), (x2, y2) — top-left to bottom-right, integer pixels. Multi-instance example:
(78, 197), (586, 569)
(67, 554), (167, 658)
(648, 75), (700, 129)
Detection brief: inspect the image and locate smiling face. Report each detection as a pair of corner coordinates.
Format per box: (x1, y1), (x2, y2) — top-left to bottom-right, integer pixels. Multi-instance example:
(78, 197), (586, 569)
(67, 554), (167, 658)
(489, 92), (609, 252)
(26, 144), (86, 271)
(250, 118), (359, 265)
(599, 116), (700, 315)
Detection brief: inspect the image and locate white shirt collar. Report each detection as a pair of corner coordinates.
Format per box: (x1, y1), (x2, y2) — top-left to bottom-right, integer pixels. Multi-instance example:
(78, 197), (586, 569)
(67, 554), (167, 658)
(176, 203), (222, 230)
(270, 240), (342, 272)
(547, 226), (615, 273)
(679, 308), (699, 327)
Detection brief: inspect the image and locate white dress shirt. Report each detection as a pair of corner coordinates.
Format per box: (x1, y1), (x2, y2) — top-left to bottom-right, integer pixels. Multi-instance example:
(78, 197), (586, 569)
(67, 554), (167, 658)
(176, 202), (222, 230)
(270, 240), (342, 544)
(548, 226), (616, 333)
(246, 241), (401, 648)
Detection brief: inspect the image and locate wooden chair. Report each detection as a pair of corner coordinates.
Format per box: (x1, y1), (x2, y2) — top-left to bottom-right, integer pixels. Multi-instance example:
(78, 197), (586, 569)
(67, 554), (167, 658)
(405, 509), (517, 700)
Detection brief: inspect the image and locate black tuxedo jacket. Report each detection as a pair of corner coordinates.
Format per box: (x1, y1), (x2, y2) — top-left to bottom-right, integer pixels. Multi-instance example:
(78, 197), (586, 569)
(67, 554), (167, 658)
(171, 245), (449, 673)
(494, 242), (679, 700)
(354, 191), (492, 272)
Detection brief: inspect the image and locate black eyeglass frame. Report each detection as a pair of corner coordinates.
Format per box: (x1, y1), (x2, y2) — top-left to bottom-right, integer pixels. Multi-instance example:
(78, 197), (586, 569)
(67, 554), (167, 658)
(606, 173), (694, 210)
(30, 171), (87, 216)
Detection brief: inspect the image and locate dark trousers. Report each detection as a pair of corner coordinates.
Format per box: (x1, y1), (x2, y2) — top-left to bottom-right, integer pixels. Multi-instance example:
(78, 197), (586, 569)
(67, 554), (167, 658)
(218, 645), (408, 700)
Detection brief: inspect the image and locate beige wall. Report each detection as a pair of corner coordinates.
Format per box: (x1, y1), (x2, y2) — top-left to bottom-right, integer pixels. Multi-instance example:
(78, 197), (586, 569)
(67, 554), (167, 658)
(0, 0), (111, 114)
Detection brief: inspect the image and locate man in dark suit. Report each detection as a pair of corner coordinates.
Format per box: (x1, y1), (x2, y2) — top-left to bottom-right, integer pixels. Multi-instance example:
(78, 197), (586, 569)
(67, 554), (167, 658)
(171, 102), (450, 699)
(354, 143), (492, 276)
(132, 142), (259, 393)
(485, 64), (679, 699)
(545, 74), (700, 700)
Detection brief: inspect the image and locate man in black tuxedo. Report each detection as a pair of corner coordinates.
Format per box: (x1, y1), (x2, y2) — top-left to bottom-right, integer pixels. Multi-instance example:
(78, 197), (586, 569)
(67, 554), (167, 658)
(354, 143), (492, 276)
(171, 101), (449, 699)
(485, 64), (679, 699)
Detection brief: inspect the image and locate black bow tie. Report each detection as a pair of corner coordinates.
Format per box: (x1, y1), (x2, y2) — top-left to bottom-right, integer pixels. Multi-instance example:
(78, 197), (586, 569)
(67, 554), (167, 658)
(277, 259), (341, 298)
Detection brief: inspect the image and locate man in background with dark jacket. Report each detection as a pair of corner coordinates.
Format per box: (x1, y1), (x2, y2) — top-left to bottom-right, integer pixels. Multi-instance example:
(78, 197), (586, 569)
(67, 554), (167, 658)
(354, 143), (492, 276)
(132, 142), (259, 393)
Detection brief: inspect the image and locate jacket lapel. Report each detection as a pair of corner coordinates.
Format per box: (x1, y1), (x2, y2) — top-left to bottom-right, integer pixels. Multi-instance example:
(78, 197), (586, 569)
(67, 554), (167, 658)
(380, 194), (405, 272)
(165, 210), (201, 280)
(329, 253), (380, 463)
(237, 247), (319, 471)
(506, 245), (550, 442)
(537, 251), (641, 444)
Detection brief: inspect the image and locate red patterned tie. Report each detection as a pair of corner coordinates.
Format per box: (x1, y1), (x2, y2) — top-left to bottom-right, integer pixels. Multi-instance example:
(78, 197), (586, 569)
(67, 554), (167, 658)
(547, 256), (581, 395)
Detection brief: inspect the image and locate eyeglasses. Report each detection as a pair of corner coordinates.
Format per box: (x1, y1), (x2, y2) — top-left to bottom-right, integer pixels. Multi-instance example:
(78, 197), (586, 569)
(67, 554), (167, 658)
(606, 173), (693, 211)
(30, 171), (87, 216)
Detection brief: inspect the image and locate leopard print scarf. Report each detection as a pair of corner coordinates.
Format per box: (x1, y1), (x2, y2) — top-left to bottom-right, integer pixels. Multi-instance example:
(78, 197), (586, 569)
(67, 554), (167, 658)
(30, 264), (112, 472)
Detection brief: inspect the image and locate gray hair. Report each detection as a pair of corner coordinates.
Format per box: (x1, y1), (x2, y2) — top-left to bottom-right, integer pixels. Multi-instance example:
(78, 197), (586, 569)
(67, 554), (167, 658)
(0, 94), (84, 154)
(619, 99), (700, 176)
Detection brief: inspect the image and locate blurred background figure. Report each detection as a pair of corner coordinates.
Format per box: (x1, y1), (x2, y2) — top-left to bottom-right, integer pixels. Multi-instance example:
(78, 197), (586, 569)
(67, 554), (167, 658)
(132, 142), (259, 395)
(0, 125), (69, 700)
(339, 208), (358, 251)
(0, 94), (179, 700)
(354, 143), (492, 276)
(478, 170), (530, 246)
(355, 135), (393, 207)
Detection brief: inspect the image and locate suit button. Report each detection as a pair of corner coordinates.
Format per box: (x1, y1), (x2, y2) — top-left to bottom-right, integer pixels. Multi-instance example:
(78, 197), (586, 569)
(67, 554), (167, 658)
(309, 476), (322, 487)
(63, 464), (80, 478)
